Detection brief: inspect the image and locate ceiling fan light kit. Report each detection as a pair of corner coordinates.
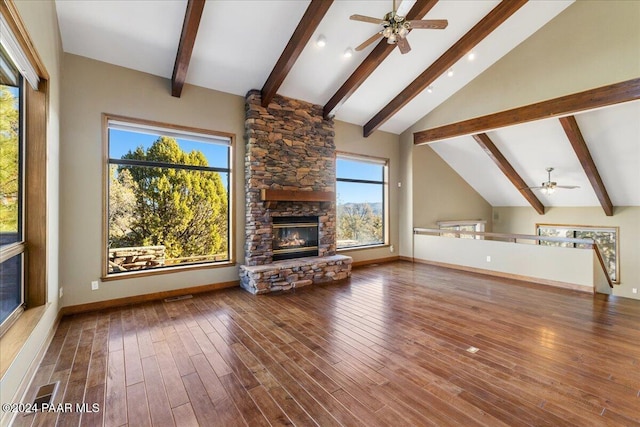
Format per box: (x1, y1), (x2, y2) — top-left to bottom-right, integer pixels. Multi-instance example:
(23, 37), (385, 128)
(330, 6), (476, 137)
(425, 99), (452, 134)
(350, 1), (448, 54)
(527, 167), (580, 195)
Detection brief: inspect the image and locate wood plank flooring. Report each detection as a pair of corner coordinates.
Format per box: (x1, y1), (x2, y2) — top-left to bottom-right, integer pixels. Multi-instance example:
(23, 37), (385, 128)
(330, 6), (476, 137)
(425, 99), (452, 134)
(11, 261), (640, 426)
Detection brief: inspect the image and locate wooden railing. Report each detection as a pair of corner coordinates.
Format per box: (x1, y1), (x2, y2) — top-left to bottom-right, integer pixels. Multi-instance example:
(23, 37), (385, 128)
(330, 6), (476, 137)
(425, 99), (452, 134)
(413, 228), (614, 289)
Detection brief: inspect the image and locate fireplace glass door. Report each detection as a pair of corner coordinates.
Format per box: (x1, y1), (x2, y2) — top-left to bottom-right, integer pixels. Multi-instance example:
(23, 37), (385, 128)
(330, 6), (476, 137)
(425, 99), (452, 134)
(272, 217), (319, 261)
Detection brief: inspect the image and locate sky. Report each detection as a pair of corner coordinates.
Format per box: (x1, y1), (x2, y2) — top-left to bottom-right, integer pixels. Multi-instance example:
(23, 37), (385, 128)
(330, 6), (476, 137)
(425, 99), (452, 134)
(109, 129), (384, 205)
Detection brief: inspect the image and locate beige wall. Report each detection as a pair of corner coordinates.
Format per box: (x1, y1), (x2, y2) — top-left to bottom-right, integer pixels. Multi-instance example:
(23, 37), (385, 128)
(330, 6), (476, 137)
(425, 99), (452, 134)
(410, 0), (640, 131)
(493, 206), (640, 300)
(1, 0), (62, 418)
(412, 144), (493, 230)
(60, 54), (246, 307)
(333, 120), (400, 263)
(397, 133), (493, 257)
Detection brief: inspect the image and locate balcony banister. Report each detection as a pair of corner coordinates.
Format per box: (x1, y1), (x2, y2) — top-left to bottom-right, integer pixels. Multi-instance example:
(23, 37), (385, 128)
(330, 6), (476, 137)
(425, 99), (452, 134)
(413, 227), (614, 288)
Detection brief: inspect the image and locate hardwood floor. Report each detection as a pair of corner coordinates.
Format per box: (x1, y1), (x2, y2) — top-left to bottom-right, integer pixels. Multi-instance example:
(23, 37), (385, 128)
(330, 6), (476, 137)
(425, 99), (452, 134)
(11, 261), (640, 426)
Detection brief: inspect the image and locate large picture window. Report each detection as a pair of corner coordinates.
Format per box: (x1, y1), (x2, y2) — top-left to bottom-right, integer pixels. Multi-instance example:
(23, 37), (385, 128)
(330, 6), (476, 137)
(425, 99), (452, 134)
(537, 224), (619, 283)
(105, 116), (233, 277)
(336, 153), (387, 249)
(0, 45), (24, 334)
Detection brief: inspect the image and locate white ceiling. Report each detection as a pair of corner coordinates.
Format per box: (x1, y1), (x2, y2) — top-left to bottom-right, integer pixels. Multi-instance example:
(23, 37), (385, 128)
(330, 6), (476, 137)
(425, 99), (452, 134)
(429, 101), (640, 208)
(55, 0), (638, 208)
(54, 0), (572, 134)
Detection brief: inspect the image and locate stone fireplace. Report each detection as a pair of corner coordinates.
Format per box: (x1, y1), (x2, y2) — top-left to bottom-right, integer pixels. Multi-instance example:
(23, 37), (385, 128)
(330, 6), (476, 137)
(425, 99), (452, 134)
(240, 91), (351, 294)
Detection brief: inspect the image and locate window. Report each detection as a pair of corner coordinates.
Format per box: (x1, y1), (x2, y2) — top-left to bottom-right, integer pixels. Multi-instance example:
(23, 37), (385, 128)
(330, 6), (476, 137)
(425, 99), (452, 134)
(336, 153), (387, 249)
(537, 224), (619, 283)
(105, 116), (233, 277)
(0, 5), (48, 337)
(438, 220), (486, 239)
(0, 49), (24, 332)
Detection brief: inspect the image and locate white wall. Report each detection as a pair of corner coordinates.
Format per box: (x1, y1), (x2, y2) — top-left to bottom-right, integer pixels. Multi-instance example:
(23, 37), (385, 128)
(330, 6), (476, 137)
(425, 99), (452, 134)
(1, 0), (62, 417)
(414, 234), (595, 292)
(494, 206), (640, 299)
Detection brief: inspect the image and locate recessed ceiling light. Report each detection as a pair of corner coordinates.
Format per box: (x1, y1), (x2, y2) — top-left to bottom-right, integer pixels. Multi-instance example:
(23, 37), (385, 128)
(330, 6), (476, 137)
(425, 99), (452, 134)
(316, 34), (326, 48)
(427, 85), (433, 93)
(468, 52), (476, 61)
(343, 47), (353, 58)
(447, 68), (454, 77)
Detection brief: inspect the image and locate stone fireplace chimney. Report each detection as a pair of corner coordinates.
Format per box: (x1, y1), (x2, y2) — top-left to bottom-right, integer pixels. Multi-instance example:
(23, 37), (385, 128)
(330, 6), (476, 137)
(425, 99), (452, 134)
(240, 91), (351, 294)
(243, 90), (336, 266)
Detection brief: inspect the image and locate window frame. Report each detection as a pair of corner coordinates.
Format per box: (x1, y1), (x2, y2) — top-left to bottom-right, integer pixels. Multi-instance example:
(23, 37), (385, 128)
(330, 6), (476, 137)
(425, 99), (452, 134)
(0, 0), (49, 341)
(536, 223), (620, 283)
(335, 151), (389, 250)
(102, 114), (235, 280)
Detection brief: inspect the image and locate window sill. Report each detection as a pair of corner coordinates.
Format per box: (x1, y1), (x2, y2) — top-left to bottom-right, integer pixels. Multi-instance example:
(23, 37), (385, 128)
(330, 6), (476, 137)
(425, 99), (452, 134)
(337, 244), (389, 253)
(102, 260), (236, 282)
(0, 304), (48, 380)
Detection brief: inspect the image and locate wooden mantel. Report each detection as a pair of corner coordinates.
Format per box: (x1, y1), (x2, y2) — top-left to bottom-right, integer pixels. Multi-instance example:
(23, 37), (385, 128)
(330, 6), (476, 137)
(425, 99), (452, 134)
(260, 189), (334, 208)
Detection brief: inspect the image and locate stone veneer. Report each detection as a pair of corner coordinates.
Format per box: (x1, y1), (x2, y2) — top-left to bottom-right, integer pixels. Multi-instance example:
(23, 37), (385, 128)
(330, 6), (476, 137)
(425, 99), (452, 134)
(240, 91), (351, 293)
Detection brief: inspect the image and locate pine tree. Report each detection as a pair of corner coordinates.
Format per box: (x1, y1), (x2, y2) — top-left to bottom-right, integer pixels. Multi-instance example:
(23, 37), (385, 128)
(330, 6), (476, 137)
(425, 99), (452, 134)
(110, 136), (228, 261)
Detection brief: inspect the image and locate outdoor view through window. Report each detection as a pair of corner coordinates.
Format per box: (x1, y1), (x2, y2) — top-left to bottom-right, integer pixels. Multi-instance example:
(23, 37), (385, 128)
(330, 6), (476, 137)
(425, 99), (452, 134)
(107, 119), (231, 275)
(336, 155), (386, 249)
(537, 224), (618, 282)
(0, 49), (23, 328)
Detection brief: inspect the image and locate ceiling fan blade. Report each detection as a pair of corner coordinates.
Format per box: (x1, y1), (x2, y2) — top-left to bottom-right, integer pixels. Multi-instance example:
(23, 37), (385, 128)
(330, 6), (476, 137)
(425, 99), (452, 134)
(397, 37), (411, 54)
(355, 32), (383, 51)
(407, 19), (448, 29)
(350, 14), (385, 25)
(556, 185), (580, 189)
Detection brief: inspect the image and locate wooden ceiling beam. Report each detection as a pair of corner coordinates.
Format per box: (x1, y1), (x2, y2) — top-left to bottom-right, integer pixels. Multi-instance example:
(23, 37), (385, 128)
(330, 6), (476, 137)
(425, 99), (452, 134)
(322, 0), (439, 119)
(171, 0), (206, 98)
(473, 133), (545, 215)
(261, 0), (333, 107)
(559, 116), (614, 216)
(414, 78), (640, 144)
(363, 0), (527, 137)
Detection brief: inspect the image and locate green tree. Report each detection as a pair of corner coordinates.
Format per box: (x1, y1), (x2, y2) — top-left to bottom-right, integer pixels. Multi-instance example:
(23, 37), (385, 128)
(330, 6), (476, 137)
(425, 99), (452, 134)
(111, 136), (228, 260)
(338, 202), (382, 245)
(0, 85), (19, 232)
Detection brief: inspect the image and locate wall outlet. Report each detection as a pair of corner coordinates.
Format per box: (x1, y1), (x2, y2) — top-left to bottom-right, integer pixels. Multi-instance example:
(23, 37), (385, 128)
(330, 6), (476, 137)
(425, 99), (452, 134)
(633, 288), (638, 294)
(486, 255), (491, 263)
(390, 245), (395, 253)
(91, 280), (99, 291)
(59, 287), (63, 298)
(397, 182), (402, 188)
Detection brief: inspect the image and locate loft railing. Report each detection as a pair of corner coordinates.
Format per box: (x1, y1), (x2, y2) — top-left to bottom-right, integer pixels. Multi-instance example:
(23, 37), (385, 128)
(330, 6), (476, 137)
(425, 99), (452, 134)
(413, 228), (614, 289)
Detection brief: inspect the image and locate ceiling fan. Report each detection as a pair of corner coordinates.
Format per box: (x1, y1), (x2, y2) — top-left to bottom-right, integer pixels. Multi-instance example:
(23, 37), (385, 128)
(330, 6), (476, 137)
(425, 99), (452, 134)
(527, 167), (580, 195)
(350, 0), (448, 54)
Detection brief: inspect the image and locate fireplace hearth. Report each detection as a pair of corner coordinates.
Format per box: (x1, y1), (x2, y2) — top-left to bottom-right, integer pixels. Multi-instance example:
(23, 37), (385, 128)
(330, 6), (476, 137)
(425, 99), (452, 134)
(273, 216), (319, 261)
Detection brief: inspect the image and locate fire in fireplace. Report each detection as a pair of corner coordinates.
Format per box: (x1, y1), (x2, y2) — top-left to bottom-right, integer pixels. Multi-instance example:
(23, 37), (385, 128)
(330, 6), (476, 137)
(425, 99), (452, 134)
(272, 216), (319, 261)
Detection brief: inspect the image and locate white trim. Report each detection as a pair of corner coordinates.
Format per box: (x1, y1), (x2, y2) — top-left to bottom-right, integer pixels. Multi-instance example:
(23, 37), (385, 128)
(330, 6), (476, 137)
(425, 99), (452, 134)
(108, 120), (231, 146)
(0, 13), (39, 90)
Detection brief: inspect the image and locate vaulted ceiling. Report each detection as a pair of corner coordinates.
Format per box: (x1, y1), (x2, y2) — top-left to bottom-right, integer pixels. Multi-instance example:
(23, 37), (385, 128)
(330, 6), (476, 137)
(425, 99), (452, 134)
(54, 0), (639, 210)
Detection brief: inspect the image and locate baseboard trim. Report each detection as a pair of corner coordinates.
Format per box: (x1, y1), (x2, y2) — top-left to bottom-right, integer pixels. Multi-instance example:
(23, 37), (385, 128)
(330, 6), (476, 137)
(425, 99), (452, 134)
(351, 256), (399, 268)
(412, 258), (594, 294)
(398, 256), (414, 263)
(61, 280), (239, 316)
